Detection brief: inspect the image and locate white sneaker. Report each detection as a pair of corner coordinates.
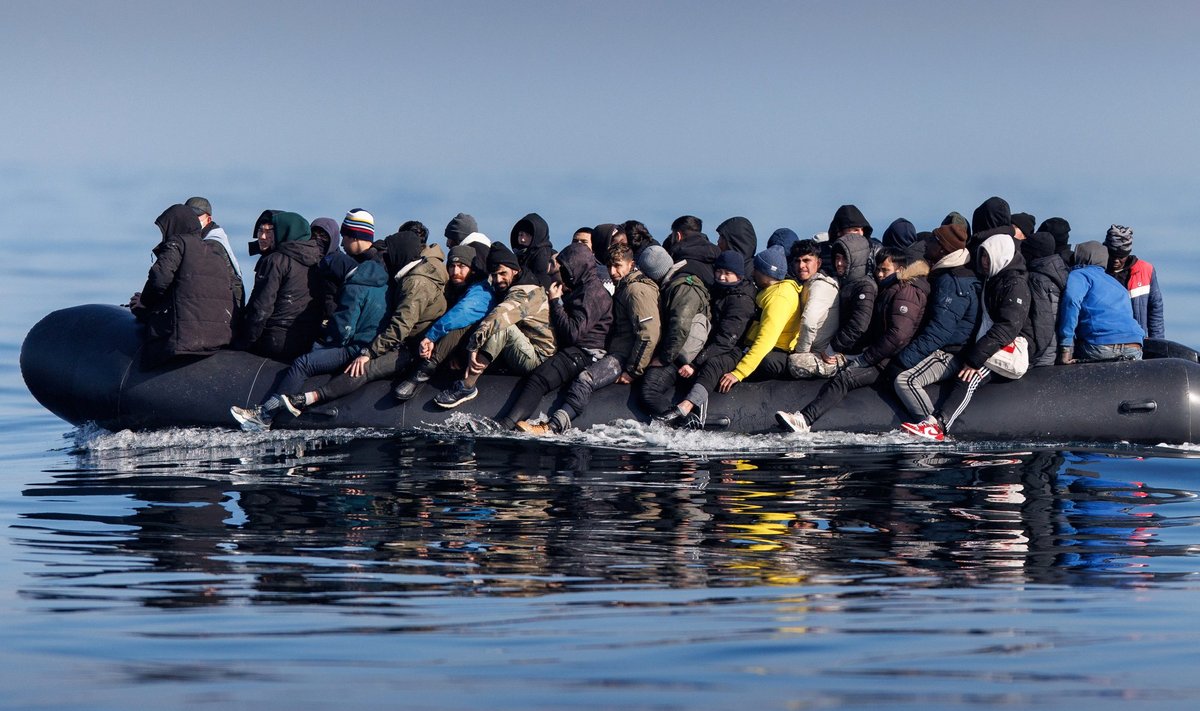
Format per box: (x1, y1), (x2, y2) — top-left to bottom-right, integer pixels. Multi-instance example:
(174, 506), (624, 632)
(775, 410), (810, 433)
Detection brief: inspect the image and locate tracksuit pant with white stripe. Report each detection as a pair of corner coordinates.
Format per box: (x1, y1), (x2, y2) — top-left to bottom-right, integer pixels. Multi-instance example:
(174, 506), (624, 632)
(894, 349), (994, 431)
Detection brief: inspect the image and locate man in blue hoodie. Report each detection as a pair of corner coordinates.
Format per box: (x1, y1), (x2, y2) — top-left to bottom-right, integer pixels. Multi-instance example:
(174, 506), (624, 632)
(1058, 241), (1145, 363)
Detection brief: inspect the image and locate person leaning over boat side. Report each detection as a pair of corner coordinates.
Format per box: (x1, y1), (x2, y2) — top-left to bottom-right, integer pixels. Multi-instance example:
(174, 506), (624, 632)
(899, 231), (1031, 441)
(1058, 241), (1145, 364)
(889, 224), (980, 429)
(499, 242), (613, 431)
(281, 230), (448, 416)
(656, 249), (756, 429)
(433, 242), (556, 408)
(229, 249), (389, 430)
(635, 245), (713, 418)
(185, 196), (245, 313)
(1020, 231), (1068, 367)
(522, 242), (663, 435)
(391, 244), (497, 401)
(789, 233), (873, 379)
(777, 247), (930, 433)
(232, 210), (324, 361)
(1103, 225), (1164, 339)
(783, 239), (840, 378)
(128, 204), (239, 368)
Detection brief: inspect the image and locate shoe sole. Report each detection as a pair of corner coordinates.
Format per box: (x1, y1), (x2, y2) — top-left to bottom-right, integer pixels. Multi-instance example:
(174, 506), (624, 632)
(282, 398), (303, 418)
(774, 411), (808, 433)
(900, 424), (944, 441)
(435, 388), (478, 409)
(230, 406), (267, 432)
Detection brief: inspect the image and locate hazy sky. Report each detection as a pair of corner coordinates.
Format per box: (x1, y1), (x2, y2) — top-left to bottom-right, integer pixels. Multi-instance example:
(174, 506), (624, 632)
(3, 0), (1199, 249)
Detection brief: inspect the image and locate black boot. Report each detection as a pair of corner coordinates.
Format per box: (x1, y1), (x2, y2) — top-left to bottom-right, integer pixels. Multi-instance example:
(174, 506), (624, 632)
(392, 361), (435, 401)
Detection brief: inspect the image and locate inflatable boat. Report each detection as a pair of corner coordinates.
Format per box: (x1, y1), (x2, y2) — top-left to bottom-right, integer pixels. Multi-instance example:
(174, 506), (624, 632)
(21, 304), (1200, 444)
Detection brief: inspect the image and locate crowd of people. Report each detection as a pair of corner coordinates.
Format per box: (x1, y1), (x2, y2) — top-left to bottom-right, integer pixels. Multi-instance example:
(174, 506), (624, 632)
(128, 196), (1166, 441)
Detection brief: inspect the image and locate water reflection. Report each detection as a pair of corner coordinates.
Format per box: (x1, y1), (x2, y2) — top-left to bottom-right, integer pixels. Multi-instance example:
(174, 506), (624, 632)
(14, 436), (1197, 611)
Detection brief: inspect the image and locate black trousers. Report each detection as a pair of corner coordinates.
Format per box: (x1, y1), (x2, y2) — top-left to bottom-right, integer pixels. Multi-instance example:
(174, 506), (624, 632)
(499, 347), (593, 427)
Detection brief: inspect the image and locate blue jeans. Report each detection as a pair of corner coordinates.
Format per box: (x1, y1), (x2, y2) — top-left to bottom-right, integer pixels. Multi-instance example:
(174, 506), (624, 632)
(1079, 342), (1143, 362)
(275, 345), (358, 397)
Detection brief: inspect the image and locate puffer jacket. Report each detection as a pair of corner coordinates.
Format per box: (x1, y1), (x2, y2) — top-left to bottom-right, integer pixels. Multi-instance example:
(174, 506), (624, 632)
(365, 245), (448, 357)
(716, 216), (758, 277)
(322, 257), (389, 349)
(860, 261), (930, 366)
(963, 234), (1031, 369)
(238, 211), (324, 360)
(134, 204), (238, 366)
(1111, 255), (1165, 339)
(510, 212), (555, 290)
(552, 243), (613, 350)
(796, 271), (840, 354)
(1022, 250), (1069, 365)
(694, 277), (755, 367)
(609, 268), (661, 377)
(657, 265), (712, 366)
(896, 250), (980, 369)
(828, 234), (878, 354)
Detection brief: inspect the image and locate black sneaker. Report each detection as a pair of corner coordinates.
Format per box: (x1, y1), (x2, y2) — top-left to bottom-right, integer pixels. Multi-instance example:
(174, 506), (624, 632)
(392, 379), (421, 401)
(434, 380), (478, 409)
(281, 393), (306, 417)
(679, 411), (705, 430)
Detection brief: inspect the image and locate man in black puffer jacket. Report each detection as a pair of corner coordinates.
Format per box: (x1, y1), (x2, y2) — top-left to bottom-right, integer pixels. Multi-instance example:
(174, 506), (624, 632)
(234, 211), (324, 361)
(1021, 232), (1068, 366)
(502, 242), (613, 431)
(129, 204), (239, 368)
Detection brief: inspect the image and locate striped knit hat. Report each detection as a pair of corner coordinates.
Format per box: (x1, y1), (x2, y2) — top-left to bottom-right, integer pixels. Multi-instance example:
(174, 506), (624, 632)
(341, 208), (375, 241)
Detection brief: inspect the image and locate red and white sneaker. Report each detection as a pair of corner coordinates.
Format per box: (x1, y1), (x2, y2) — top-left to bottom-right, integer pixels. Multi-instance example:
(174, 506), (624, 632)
(901, 420), (945, 441)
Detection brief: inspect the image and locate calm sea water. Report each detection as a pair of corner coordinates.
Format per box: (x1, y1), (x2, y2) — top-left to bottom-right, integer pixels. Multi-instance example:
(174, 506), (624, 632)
(4, 190), (1200, 710)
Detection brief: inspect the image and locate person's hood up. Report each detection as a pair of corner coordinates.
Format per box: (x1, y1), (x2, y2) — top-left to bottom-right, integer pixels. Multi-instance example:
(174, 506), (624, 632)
(766, 227), (799, 253)
(591, 223), (619, 263)
(1038, 216), (1072, 254)
(445, 213), (478, 246)
(828, 204), (872, 239)
(274, 236), (322, 267)
(978, 233), (1023, 279)
(310, 217), (341, 258)
(669, 232), (718, 285)
(248, 209), (280, 255)
(1073, 240), (1109, 268)
(971, 196), (1011, 234)
(510, 212), (550, 251)
(383, 230), (424, 275)
(881, 218), (918, 250)
(716, 216), (758, 262)
(558, 242), (598, 289)
(155, 204), (202, 243)
(1021, 232), (1057, 261)
(272, 212), (311, 244)
(831, 233), (872, 280)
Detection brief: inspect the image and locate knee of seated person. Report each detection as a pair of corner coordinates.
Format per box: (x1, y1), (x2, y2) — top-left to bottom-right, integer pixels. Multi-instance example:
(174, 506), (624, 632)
(577, 370), (594, 388)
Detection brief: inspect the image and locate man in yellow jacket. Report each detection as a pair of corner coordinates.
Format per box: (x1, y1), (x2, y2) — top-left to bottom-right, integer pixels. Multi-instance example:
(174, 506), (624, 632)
(718, 245), (804, 393)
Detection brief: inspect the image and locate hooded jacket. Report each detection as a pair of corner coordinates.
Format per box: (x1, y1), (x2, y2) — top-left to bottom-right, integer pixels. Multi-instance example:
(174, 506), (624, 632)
(664, 231), (720, 287)
(199, 221), (245, 311)
(365, 233), (448, 357)
(716, 216), (758, 277)
(239, 211), (324, 360)
(964, 234), (1031, 370)
(133, 204), (238, 366)
(828, 234), (878, 354)
(796, 271), (840, 354)
(732, 278), (803, 380)
(510, 212), (555, 290)
(551, 243), (613, 351)
(828, 205), (873, 240)
(896, 249), (980, 369)
(655, 262), (712, 367)
(860, 261), (930, 366)
(881, 218), (926, 266)
(693, 276), (755, 368)
(323, 257), (389, 349)
(311, 216), (348, 320)
(1058, 242), (1145, 349)
(468, 277), (555, 361)
(1021, 233), (1069, 364)
(608, 267), (661, 377)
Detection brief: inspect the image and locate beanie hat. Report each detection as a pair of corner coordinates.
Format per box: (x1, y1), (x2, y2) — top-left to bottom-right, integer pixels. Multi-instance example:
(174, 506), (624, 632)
(1038, 217), (1071, 252)
(184, 196), (212, 216)
(1022, 232), (1058, 260)
(448, 244), (477, 268)
(714, 249), (746, 279)
(767, 227), (800, 254)
(444, 213), (478, 246)
(637, 245), (674, 283)
(1011, 212), (1036, 240)
(486, 242), (520, 272)
(941, 211), (971, 236)
(933, 223), (968, 253)
(753, 245), (788, 280)
(341, 208), (375, 241)
(1104, 224), (1134, 255)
